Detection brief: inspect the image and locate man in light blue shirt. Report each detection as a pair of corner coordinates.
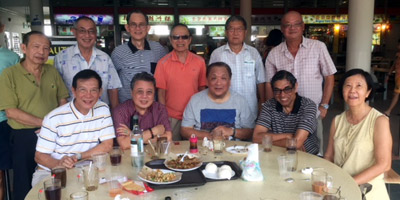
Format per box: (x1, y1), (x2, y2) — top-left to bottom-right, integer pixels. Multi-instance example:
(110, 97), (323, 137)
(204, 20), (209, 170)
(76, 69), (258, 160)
(54, 16), (122, 108)
(0, 20), (19, 200)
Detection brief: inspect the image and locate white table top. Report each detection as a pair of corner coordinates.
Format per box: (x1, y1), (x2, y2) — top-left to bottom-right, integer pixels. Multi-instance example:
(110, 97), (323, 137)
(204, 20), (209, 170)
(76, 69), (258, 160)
(25, 141), (361, 200)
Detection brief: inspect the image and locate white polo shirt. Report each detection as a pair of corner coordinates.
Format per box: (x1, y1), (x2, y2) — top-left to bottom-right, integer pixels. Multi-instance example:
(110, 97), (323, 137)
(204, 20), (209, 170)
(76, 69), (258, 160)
(36, 100), (115, 170)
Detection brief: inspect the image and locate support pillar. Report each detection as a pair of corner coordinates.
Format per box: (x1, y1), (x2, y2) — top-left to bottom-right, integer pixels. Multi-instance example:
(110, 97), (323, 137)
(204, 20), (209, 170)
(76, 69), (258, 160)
(240, 0), (251, 44)
(29, 0), (44, 32)
(346, 0), (375, 73)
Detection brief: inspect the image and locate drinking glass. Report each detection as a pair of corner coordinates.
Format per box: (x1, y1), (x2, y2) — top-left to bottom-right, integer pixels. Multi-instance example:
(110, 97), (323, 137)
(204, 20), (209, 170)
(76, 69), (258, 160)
(286, 150), (298, 171)
(69, 191), (88, 200)
(109, 147), (122, 166)
(212, 130), (225, 155)
(262, 135), (273, 152)
(312, 170), (328, 194)
(286, 138), (297, 151)
(277, 155), (290, 179)
(83, 165), (99, 191)
(299, 191), (323, 200)
(108, 175), (123, 197)
(41, 179), (62, 200)
(92, 152), (108, 171)
(51, 166), (67, 188)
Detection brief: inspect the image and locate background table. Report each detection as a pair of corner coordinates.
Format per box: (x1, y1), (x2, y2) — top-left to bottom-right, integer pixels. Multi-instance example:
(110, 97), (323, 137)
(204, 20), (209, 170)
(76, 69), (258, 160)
(25, 141), (361, 200)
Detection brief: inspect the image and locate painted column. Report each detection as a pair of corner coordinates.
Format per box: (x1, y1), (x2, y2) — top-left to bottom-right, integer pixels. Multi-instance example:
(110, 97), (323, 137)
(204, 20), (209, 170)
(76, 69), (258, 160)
(240, 0), (251, 44)
(29, 0), (45, 32)
(346, 0), (375, 72)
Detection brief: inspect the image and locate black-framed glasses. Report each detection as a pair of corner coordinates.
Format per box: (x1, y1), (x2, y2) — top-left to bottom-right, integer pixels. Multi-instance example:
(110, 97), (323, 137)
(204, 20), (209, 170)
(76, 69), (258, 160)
(171, 35), (190, 40)
(273, 86), (294, 95)
(128, 22), (147, 29)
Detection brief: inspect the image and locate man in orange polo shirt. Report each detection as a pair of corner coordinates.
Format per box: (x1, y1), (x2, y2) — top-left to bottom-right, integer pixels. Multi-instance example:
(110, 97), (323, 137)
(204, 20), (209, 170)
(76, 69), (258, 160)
(154, 23), (207, 140)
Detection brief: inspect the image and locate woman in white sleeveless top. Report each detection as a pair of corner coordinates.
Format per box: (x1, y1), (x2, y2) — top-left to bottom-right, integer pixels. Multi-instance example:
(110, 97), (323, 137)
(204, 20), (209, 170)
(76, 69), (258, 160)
(324, 68), (392, 200)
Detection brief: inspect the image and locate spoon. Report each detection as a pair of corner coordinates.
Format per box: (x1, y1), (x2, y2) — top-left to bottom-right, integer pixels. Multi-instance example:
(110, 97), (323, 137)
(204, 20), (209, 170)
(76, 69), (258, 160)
(180, 151), (188, 162)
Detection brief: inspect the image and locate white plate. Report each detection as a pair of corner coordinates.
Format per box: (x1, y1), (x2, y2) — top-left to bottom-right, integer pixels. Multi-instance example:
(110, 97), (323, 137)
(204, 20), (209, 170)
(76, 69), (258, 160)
(225, 146), (248, 154)
(164, 154), (203, 172)
(138, 169), (182, 185)
(202, 169), (235, 180)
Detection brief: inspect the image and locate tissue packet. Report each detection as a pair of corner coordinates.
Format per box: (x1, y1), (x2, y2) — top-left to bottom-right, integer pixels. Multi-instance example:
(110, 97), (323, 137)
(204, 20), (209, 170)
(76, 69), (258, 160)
(239, 143), (263, 181)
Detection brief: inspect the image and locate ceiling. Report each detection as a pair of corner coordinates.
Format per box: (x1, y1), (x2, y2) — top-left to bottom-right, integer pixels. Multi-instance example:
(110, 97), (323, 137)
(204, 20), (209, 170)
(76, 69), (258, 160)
(0, 0), (398, 17)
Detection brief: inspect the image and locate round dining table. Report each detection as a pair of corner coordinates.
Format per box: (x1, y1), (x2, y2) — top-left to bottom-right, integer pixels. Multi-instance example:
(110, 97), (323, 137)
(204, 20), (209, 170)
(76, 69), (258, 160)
(25, 141), (361, 200)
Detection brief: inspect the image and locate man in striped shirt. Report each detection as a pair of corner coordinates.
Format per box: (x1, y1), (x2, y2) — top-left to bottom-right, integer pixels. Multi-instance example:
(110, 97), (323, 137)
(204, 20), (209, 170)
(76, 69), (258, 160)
(253, 70), (319, 155)
(32, 69), (115, 186)
(111, 10), (167, 103)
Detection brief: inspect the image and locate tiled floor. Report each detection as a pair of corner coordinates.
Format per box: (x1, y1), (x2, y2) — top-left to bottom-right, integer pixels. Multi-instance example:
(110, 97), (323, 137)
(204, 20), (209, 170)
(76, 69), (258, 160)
(323, 79), (400, 199)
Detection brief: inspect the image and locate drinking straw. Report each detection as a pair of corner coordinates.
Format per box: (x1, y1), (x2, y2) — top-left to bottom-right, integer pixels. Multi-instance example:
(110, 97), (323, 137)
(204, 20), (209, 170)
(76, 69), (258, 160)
(165, 142), (171, 155)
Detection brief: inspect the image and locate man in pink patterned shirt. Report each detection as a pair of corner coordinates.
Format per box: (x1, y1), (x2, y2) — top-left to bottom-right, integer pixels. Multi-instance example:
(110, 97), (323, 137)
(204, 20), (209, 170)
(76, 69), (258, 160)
(265, 11), (336, 155)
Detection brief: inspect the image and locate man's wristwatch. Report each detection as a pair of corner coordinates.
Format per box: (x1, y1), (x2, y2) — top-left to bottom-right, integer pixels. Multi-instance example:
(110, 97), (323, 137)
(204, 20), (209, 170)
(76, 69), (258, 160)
(76, 153), (82, 161)
(319, 104), (329, 110)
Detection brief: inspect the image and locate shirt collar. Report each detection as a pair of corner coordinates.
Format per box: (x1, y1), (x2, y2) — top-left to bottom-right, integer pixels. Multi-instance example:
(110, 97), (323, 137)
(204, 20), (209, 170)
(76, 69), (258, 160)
(128, 38), (151, 54)
(170, 50), (192, 64)
(70, 99), (95, 119)
(275, 94), (302, 114)
(224, 43), (248, 53)
(17, 62), (47, 75)
(72, 45), (98, 58)
(282, 36), (309, 52)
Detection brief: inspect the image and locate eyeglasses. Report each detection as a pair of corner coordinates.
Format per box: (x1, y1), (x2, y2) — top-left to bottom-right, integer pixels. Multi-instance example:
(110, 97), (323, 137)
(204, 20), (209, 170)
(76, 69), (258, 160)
(282, 22), (303, 29)
(171, 35), (190, 40)
(76, 28), (96, 35)
(273, 86), (294, 95)
(128, 22), (147, 29)
(227, 28), (245, 33)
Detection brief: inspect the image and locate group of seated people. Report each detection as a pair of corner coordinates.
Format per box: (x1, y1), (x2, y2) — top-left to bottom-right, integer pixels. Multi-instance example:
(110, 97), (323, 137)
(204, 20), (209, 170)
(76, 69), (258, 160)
(30, 64), (391, 200)
(0, 13), (392, 200)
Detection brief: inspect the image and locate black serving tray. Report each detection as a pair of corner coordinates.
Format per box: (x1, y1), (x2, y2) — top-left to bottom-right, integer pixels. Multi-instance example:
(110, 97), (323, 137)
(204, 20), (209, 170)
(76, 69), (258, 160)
(199, 161), (242, 182)
(144, 159), (207, 189)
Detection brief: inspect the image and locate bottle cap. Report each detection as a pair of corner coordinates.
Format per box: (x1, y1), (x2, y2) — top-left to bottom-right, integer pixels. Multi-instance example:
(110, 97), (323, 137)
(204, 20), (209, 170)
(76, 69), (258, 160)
(189, 134), (197, 142)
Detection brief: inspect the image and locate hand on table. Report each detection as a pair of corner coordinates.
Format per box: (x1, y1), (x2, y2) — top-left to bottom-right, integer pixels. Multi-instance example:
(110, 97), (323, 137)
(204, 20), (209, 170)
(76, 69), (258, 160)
(58, 155), (78, 169)
(117, 124), (132, 136)
(212, 126), (234, 139)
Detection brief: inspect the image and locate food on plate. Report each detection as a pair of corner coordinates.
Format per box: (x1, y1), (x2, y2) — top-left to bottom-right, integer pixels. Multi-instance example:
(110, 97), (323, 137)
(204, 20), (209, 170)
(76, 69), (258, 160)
(166, 154), (201, 169)
(121, 180), (145, 191)
(205, 163), (218, 174)
(145, 169), (177, 182)
(219, 165), (232, 172)
(218, 168), (232, 179)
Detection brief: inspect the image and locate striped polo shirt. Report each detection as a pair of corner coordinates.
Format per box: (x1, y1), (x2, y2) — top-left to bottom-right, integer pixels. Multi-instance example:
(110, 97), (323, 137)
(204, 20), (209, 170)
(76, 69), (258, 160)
(256, 95), (319, 155)
(111, 39), (167, 102)
(36, 100), (115, 170)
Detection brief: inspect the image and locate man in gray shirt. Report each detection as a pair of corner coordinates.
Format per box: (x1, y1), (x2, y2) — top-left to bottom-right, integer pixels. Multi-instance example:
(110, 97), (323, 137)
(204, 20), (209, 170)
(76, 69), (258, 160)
(181, 62), (255, 140)
(112, 10), (167, 102)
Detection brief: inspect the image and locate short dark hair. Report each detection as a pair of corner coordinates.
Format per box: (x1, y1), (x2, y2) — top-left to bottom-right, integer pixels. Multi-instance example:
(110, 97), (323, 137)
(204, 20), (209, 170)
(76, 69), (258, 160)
(130, 72), (156, 90)
(225, 15), (247, 30)
(73, 16), (96, 28)
(170, 23), (192, 37)
(271, 70), (297, 88)
(72, 69), (102, 89)
(266, 29), (283, 46)
(207, 62), (232, 78)
(338, 68), (375, 101)
(23, 31), (51, 46)
(126, 10), (149, 25)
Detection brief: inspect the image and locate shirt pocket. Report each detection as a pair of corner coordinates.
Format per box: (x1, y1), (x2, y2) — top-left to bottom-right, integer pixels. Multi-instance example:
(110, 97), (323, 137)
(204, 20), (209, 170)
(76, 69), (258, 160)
(244, 59), (255, 78)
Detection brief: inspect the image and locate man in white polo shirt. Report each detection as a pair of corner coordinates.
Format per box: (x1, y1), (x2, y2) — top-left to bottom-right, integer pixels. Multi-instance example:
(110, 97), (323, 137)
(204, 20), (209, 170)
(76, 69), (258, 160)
(31, 69), (115, 186)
